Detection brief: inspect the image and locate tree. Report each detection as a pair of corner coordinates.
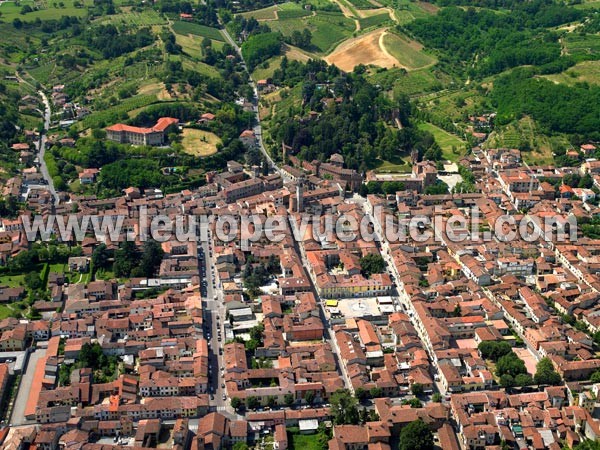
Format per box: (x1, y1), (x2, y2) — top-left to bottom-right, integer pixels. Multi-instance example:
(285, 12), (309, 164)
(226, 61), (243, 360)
(139, 240), (165, 278)
(359, 254), (386, 278)
(495, 353), (527, 378)
(499, 374), (515, 388)
(399, 420), (434, 450)
(515, 373), (534, 387)
(370, 387), (383, 398)
(92, 243), (111, 270)
(284, 393), (295, 406)
(231, 397), (242, 410)
(330, 389), (359, 425)
(355, 387), (369, 402)
(305, 390), (315, 405)
(478, 341), (513, 361)
(411, 383), (424, 396)
(233, 443), (249, 450)
(534, 357), (562, 386)
(246, 396), (259, 410)
(25, 271), (42, 291)
(432, 393), (442, 403)
(402, 398), (423, 408)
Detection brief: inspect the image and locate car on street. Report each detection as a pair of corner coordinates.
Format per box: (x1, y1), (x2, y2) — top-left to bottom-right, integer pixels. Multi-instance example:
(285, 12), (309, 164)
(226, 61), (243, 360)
(222, 394), (227, 401)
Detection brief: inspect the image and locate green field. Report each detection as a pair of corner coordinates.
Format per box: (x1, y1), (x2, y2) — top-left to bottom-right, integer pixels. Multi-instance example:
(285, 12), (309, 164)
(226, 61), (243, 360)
(375, 67), (446, 97)
(358, 13), (391, 29)
(252, 56), (284, 80)
(383, 31), (436, 70)
(78, 94), (159, 129)
(278, 8), (312, 19)
(267, 11), (355, 53)
(347, 0), (378, 9)
(0, 0), (93, 21)
(564, 33), (600, 58)
(172, 21), (225, 42)
(573, 0), (600, 9)
(418, 122), (466, 161)
(239, 5), (278, 20)
(542, 60), (600, 86)
(98, 9), (167, 26)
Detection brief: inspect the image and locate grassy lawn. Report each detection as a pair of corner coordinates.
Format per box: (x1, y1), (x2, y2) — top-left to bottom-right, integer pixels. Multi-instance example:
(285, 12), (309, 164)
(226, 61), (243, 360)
(181, 128), (221, 156)
(95, 268), (116, 281)
(288, 429), (322, 450)
(382, 31), (436, 70)
(172, 21), (225, 42)
(0, 305), (14, 320)
(418, 122), (465, 161)
(0, 0), (93, 21)
(374, 156), (412, 173)
(49, 263), (66, 274)
(542, 60), (600, 87)
(0, 274), (26, 288)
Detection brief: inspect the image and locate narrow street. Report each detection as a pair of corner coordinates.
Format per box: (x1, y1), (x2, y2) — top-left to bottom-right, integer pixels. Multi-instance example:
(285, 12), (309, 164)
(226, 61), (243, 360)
(37, 90), (59, 205)
(220, 27), (291, 183)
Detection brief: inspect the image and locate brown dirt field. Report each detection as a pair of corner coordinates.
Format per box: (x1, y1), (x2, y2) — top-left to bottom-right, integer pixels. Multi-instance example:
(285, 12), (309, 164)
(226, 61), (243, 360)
(325, 28), (400, 72)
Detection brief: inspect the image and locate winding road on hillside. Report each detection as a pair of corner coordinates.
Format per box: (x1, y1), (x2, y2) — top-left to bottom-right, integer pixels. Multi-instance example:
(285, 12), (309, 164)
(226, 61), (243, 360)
(220, 27), (292, 184)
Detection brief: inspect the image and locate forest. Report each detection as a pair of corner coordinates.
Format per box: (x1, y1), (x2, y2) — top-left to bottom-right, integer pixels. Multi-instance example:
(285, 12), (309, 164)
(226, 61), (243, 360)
(404, 0), (583, 77)
(491, 68), (600, 140)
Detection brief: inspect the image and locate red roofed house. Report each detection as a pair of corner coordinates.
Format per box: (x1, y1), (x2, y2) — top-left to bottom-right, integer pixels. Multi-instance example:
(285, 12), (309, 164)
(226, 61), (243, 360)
(106, 117), (179, 146)
(239, 130), (257, 148)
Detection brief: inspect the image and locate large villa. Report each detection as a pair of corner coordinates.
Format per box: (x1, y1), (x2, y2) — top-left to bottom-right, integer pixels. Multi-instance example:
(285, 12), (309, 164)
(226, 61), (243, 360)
(105, 117), (179, 146)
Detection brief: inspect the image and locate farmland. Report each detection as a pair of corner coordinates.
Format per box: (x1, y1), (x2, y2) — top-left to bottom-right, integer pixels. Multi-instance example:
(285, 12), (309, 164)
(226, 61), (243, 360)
(325, 28), (399, 71)
(97, 8), (167, 26)
(77, 94), (159, 130)
(484, 116), (569, 165)
(0, 0), (93, 21)
(563, 33), (600, 59)
(542, 60), (600, 87)
(245, 8), (356, 54)
(172, 21), (225, 42)
(358, 12), (391, 29)
(382, 31), (436, 70)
